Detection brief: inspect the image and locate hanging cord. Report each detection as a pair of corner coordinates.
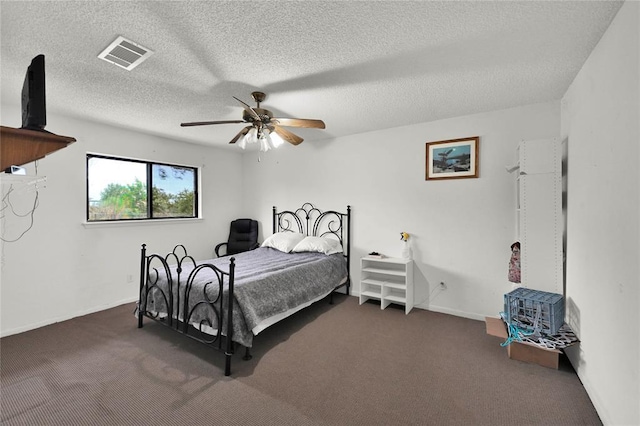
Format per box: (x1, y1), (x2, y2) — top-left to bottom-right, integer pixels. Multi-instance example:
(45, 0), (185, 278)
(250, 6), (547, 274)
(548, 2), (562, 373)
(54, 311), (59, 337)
(0, 161), (41, 242)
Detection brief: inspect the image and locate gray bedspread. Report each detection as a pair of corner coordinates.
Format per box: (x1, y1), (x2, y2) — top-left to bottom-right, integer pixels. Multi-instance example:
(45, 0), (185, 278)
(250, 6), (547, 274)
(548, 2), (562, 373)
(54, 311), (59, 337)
(143, 247), (347, 347)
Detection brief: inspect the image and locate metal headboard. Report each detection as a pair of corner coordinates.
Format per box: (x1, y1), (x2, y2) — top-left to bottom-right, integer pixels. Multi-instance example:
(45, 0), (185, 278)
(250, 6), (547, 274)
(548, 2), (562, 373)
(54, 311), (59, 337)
(272, 202), (351, 294)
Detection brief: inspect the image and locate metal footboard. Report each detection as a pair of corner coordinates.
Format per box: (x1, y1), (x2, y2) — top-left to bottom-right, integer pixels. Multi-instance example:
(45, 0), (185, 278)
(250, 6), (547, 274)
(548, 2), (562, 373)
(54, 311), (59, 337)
(137, 244), (236, 376)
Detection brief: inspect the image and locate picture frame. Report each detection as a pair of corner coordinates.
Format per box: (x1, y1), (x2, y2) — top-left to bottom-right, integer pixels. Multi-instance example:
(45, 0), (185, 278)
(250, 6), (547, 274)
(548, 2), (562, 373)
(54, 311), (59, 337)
(425, 136), (479, 180)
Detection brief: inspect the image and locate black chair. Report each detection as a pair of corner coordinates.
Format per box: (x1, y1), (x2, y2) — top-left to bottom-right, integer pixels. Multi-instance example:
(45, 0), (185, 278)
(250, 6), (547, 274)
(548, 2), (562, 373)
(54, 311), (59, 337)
(215, 218), (259, 257)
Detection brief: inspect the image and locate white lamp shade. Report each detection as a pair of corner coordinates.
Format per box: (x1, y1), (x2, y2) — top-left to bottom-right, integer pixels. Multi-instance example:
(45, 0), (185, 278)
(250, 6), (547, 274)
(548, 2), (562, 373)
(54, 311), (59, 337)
(259, 138), (270, 152)
(245, 127), (258, 145)
(237, 136), (247, 149)
(236, 127), (286, 152)
(258, 129), (269, 152)
(269, 132), (285, 148)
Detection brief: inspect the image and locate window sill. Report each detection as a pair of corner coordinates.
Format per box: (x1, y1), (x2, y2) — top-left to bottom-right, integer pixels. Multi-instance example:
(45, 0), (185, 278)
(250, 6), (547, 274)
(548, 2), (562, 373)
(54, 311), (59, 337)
(82, 217), (203, 228)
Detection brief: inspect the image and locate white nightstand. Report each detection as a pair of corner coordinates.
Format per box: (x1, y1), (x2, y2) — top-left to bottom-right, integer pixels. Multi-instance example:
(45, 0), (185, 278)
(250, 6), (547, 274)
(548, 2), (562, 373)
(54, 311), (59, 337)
(359, 257), (414, 314)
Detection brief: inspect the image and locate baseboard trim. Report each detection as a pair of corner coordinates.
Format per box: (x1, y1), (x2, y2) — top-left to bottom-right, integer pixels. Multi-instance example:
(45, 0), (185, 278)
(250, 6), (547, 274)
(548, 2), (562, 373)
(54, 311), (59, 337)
(414, 302), (486, 321)
(4, 294), (487, 337)
(1, 296), (138, 338)
(350, 292), (485, 321)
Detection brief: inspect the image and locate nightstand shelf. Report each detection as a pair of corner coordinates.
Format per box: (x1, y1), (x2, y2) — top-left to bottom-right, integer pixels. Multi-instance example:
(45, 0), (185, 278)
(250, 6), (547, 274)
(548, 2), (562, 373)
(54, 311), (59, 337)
(360, 257), (414, 314)
(362, 267), (407, 276)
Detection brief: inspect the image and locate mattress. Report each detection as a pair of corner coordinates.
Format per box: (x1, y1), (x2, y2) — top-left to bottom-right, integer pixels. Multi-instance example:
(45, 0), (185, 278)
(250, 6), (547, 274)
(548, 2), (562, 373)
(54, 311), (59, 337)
(142, 247), (347, 347)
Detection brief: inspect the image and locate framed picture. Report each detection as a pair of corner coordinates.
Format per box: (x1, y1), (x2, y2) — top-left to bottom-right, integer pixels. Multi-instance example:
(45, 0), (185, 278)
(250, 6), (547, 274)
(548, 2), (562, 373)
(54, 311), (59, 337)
(425, 136), (479, 180)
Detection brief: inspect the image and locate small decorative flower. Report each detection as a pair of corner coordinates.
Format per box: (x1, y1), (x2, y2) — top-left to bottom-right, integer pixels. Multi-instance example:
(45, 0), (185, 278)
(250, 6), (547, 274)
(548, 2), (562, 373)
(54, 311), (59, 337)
(400, 232), (410, 242)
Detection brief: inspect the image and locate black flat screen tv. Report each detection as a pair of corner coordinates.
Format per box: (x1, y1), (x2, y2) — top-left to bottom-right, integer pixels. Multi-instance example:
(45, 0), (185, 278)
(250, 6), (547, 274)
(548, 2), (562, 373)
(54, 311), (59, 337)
(21, 54), (46, 131)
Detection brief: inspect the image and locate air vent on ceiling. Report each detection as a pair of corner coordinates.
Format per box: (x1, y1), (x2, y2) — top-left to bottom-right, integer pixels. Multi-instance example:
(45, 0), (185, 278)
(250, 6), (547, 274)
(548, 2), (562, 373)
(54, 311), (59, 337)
(98, 36), (153, 71)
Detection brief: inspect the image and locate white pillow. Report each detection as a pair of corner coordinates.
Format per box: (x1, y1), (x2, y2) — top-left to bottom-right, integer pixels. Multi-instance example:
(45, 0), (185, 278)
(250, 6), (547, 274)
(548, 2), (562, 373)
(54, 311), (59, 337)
(261, 232), (306, 253)
(292, 236), (343, 255)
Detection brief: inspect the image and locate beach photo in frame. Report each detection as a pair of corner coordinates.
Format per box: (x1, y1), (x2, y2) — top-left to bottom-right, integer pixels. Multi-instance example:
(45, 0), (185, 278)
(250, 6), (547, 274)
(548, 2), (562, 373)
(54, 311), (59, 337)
(425, 136), (479, 180)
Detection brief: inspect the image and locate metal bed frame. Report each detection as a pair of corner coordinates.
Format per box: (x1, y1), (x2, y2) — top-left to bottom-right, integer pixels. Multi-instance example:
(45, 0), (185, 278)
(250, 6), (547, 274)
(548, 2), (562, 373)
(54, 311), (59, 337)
(137, 203), (351, 376)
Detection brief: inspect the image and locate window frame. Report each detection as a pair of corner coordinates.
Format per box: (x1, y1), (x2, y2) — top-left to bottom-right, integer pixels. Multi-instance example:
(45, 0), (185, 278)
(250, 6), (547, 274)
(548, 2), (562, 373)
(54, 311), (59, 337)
(86, 153), (199, 222)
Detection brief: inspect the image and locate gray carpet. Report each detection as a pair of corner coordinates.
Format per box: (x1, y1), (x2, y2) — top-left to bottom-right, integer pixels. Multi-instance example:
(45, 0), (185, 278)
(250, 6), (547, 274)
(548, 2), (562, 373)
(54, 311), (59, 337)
(1, 295), (601, 425)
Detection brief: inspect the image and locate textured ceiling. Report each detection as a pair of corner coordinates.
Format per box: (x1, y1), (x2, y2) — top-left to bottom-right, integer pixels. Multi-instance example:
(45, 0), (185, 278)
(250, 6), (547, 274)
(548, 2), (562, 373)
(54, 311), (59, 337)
(0, 1), (623, 150)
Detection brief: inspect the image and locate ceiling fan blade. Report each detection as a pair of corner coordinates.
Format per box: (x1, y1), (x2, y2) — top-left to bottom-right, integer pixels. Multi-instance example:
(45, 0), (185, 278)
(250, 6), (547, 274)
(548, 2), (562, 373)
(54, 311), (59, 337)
(229, 126), (253, 144)
(181, 120), (244, 127)
(272, 118), (325, 129)
(273, 125), (303, 145)
(232, 96), (261, 121)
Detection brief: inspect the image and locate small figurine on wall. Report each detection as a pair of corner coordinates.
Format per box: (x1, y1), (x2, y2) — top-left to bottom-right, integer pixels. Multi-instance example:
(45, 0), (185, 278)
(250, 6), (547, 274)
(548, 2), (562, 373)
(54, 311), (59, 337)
(508, 241), (521, 283)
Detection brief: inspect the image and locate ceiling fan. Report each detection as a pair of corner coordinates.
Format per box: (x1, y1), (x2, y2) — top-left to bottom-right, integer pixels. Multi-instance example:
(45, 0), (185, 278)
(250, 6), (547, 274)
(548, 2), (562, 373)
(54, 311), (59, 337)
(180, 91), (325, 149)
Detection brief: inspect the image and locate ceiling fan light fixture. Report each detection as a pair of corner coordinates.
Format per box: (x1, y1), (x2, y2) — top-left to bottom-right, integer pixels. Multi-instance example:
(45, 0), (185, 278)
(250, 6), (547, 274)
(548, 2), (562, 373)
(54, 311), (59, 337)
(238, 126), (284, 152)
(245, 127), (258, 146)
(237, 135), (247, 150)
(258, 129), (273, 152)
(268, 131), (285, 149)
(259, 137), (270, 152)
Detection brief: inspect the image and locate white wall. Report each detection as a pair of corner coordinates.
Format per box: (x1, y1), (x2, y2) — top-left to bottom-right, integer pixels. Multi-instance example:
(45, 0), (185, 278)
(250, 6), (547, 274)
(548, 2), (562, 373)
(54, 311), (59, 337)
(243, 101), (560, 320)
(561, 2), (639, 425)
(0, 108), (245, 336)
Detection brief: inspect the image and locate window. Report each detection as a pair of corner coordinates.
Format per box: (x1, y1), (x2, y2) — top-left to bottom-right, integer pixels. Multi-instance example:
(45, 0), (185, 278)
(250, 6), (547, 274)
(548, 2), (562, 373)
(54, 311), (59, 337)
(87, 154), (198, 221)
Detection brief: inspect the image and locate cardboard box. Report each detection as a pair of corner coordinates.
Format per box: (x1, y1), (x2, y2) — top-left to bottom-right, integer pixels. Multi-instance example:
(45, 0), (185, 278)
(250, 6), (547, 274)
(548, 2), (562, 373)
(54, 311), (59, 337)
(485, 316), (561, 369)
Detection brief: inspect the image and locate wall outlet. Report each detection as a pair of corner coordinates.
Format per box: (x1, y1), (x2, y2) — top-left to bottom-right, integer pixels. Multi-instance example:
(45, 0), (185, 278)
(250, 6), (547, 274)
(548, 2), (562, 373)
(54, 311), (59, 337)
(126, 274), (134, 283)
